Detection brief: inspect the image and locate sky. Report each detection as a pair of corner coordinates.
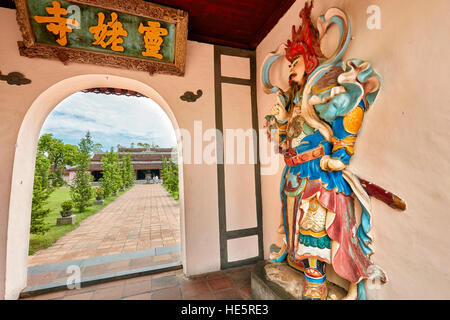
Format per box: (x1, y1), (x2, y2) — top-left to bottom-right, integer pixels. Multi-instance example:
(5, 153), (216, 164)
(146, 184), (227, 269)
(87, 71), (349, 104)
(40, 92), (177, 150)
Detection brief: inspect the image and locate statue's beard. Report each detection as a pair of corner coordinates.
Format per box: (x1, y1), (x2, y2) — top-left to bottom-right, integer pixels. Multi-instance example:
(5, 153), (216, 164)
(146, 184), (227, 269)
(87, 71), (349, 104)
(290, 80), (302, 92)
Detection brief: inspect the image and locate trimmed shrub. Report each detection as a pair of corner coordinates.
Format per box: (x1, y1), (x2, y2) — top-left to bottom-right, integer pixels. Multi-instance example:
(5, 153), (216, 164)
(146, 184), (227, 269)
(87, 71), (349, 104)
(61, 200), (74, 212)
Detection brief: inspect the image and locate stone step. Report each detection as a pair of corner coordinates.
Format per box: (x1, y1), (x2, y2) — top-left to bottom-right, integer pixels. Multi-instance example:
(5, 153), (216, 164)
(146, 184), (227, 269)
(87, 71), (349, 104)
(251, 260), (347, 300)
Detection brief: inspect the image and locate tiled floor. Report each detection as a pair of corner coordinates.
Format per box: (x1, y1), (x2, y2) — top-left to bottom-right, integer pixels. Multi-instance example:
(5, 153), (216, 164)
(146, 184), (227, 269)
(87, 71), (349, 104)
(28, 184), (180, 267)
(21, 264), (254, 300)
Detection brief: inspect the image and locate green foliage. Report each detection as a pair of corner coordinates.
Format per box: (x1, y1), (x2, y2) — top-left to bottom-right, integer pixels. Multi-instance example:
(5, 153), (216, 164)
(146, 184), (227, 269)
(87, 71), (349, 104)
(29, 187), (125, 255)
(30, 152), (53, 235)
(120, 153), (127, 188)
(38, 133), (79, 187)
(95, 187), (104, 198)
(100, 148), (122, 198)
(122, 153), (135, 187)
(70, 132), (95, 212)
(48, 168), (64, 187)
(61, 200), (73, 212)
(77, 131), (102, 156)
(134, 142), (160, 148)
(112, 152), (123, 190)
(32, 133), (79, 233)
(136, 142), (150, 148)
(70, 161), (93, 212)
(161, 157), (179, 200)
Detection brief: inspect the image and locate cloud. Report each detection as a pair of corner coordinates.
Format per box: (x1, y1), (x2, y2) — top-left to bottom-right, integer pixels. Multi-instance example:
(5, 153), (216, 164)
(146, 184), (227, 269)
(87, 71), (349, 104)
(41, 92), (177, 149)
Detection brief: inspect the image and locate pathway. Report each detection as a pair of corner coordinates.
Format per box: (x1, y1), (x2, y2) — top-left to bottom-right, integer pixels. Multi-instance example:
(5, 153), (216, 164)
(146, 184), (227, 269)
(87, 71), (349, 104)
(28, 184), (180, 267)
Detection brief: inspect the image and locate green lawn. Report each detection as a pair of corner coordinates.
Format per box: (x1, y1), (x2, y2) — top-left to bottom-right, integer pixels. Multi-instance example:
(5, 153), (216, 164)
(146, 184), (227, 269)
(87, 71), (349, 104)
(29, 187), (127, 255)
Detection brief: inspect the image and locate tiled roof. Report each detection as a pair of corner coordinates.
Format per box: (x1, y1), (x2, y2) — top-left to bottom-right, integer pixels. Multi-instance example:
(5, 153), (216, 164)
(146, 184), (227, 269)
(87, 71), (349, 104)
(91, 152), (172, 161)
(88, 163), (162, 171)
(117, 147), (147, 152)
(86, 148), (174, 171)
(117, 147), (174, 153)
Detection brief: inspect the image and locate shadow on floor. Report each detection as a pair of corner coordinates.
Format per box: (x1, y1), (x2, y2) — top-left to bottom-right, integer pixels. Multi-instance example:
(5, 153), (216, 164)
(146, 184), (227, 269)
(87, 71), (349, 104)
(21, 263), (255, 300)
(23, 245), (181, 297)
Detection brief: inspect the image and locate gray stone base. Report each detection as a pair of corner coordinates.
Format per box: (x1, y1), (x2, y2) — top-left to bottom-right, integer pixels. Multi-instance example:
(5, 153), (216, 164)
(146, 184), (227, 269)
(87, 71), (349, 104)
(251, 260), (347, 300)
(56, 215), (76, 226)
(94, 199), (104, 205)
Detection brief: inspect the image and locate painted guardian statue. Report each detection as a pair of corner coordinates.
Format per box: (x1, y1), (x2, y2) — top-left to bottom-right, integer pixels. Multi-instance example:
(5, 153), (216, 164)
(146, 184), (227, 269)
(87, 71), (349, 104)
(262, 2), (404, 300)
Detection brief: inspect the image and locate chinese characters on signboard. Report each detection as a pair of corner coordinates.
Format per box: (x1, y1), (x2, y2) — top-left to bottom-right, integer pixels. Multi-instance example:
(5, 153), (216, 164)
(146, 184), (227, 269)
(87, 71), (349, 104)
(138, 21), (168, 59)
(88, 11), (129, 52)
(15, 0), (188, 75)
(33, 1), (79, 46)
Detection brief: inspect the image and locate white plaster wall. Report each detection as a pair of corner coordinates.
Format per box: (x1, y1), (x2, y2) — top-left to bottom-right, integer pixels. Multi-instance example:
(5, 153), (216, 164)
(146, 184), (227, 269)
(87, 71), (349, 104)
(221, 56), (251, 80)
(0, 7), (224, 299)
(227, 235), (259, 263)
(222, 83), (258, 231)
(256, 0), (450, 299)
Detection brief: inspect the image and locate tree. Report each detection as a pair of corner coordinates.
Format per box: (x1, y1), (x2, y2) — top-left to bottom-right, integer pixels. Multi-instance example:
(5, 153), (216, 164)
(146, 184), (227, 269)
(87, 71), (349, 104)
(161, 156), (179, 200)
(120, 152), (127, 188)
(70, 155), (93, 212)
(125, 153), (135, 187)
(70, 132), (95, 212)
(78, 131), (102, 155)
(100, 150), (114, 198)
(137, 142), (150, 148)
(100, 148), (122, 197)
(135, 142), (159, 148)
(111, 152), (123, 191)
(38, 133), (78, 186)
(120, 152), (134, 188)
(30, 151), (53, 234)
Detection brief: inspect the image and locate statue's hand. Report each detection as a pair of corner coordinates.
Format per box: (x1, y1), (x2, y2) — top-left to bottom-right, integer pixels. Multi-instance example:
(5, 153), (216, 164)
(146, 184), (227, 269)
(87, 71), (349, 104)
(271, 103), (288, 122)
(320, 155), (347, 171)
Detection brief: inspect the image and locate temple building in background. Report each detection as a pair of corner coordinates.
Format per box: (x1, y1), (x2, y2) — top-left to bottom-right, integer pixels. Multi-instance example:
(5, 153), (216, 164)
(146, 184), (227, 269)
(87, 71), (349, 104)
(64, 147), (174, 183)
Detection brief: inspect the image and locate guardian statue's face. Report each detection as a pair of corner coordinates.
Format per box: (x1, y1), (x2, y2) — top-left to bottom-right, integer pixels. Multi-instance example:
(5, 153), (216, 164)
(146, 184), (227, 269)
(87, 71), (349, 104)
(289, 55), (306, 86)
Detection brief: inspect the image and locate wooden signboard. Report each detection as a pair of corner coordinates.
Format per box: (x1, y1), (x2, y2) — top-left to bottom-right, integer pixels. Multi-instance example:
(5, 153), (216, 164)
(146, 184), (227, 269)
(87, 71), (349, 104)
(14, 0), (188, 76)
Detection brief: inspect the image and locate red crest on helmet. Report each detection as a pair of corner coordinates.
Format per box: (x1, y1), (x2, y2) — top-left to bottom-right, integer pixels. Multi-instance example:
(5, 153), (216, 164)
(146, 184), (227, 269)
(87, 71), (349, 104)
(285, 1), (324, 74)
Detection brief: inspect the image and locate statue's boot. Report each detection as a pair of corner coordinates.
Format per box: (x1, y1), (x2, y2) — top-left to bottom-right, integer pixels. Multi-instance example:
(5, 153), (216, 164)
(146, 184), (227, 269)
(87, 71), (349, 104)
(302, 258), (328, 300)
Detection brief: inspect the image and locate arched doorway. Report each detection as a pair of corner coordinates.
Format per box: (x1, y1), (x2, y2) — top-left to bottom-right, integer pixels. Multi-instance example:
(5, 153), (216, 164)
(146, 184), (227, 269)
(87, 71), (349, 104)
(5, 75), (186, 299)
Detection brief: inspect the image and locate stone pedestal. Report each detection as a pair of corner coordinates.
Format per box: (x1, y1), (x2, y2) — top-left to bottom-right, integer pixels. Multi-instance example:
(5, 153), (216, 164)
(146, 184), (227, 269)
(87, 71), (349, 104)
(56, 215), (76, 226)
(251, 260), (347, 300)
(94, 199), (104, 205)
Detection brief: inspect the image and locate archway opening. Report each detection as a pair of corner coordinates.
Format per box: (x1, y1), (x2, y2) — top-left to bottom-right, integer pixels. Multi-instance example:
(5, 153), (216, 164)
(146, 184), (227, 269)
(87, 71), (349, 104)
(7, 75), (186, 298)
(27, 88), (182, 290)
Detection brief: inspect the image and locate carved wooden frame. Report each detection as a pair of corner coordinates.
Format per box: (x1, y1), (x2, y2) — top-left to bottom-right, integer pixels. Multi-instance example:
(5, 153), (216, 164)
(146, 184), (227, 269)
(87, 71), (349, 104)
(14, 0), (189, 76)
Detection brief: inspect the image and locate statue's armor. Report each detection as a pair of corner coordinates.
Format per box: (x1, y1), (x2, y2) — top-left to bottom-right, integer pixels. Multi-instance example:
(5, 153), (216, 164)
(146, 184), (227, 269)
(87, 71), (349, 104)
(296, 198), (332, 264)
(299, 198), (327, 233)
(277, 79), (377, 284)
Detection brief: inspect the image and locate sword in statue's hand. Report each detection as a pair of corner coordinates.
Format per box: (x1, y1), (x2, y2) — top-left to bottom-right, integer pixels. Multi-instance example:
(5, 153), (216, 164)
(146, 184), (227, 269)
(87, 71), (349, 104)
(357, 177), (406, 211)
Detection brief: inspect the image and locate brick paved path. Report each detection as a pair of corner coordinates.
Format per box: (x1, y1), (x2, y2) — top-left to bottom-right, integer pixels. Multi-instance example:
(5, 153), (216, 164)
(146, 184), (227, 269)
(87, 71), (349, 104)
(28, 184), (180, 267)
